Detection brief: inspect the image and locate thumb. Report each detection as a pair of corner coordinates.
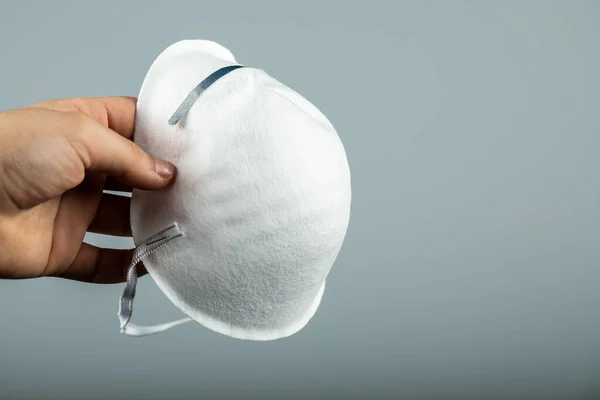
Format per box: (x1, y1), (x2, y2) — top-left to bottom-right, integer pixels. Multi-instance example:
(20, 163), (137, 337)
(67, 111), (176, 190)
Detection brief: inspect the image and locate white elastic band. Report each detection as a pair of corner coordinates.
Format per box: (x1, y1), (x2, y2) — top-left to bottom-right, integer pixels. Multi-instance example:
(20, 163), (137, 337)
(117, 223), (192, 337)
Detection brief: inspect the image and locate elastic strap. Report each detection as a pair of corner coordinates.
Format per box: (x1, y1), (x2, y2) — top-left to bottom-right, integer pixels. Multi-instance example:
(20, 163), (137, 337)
(117, 223), (192, 337)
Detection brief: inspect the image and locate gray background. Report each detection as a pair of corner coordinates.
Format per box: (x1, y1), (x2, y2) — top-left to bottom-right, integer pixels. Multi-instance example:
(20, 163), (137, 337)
(0, 0), (599, 399)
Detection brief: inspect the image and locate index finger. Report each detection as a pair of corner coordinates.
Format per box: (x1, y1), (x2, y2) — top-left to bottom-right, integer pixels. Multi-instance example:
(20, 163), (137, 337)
(27, 96), (138, 138)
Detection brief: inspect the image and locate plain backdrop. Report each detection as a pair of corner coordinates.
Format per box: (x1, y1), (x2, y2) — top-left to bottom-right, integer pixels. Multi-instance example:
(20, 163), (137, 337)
(0, 1), (599, 399)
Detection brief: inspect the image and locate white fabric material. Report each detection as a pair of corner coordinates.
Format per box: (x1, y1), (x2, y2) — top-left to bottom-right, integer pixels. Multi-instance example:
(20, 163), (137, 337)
(129, 39), (351, 341)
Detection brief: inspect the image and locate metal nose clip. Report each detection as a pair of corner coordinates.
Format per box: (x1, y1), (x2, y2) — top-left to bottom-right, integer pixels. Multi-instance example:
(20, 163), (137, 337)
(168, 65), (246, 125)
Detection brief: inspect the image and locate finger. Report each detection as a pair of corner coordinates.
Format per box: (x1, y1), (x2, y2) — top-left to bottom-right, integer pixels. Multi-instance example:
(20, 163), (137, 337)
(45, 172), (106, 272)
(67, 112), (176, 190)
(27, 96), (138, 138)
(88, 96), (137, 138)
(57, 244), (147, 284)
(88, 193), (132, 237)
(104, 177), (132, 193)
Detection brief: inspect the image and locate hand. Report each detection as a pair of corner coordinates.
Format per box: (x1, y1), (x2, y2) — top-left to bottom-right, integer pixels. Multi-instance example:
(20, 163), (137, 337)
(0, 97), (175, 283)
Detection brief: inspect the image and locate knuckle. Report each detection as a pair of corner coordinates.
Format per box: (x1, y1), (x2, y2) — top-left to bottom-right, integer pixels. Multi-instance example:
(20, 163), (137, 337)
(65, 111), (93, 142)
(68, 110), (90, 126)
(128, 141), (150, 165)
(65, 112), (94, 169)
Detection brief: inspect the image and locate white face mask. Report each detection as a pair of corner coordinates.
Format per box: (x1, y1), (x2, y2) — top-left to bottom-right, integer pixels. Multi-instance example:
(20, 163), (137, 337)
(118, 40), (351, 341)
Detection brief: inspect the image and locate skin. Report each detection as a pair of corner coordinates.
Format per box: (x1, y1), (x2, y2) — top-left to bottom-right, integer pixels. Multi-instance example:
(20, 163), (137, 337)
(0, 97), (176, 283)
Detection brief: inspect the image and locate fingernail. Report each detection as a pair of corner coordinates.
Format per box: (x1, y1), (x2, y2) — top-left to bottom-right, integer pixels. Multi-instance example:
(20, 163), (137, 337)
(156, 159), (175, 179)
